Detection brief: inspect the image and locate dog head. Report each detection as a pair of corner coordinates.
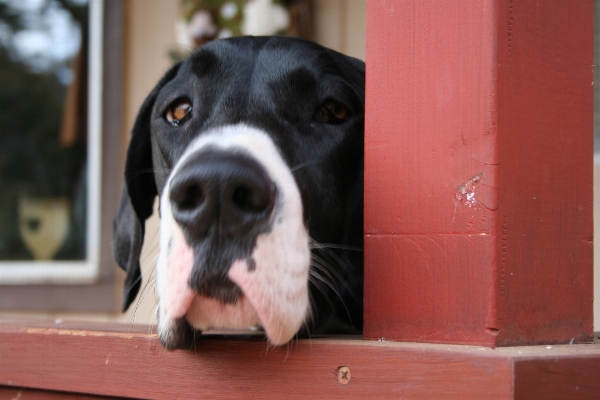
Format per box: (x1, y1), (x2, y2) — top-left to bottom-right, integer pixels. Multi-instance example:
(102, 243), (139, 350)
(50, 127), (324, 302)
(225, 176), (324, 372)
(113, 36), (364, 349)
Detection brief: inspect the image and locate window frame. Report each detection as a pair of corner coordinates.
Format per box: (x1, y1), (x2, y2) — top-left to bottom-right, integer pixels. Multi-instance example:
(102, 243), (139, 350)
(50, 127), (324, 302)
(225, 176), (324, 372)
(0, 0), (123, 312)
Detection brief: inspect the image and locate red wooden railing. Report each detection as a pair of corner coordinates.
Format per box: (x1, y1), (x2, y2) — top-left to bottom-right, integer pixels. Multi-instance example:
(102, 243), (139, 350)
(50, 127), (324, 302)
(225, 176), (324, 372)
(0, 320), (599, 399)
(1, 1), (599, 398)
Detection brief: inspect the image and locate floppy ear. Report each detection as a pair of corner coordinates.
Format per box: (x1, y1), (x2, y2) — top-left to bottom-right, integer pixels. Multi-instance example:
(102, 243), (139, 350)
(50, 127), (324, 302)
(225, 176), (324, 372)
(113, 184), (145, 311)
(113, 63), (181, 312)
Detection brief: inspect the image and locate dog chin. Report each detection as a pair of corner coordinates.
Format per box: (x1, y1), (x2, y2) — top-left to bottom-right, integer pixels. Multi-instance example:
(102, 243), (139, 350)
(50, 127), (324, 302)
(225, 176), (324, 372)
(159, 230), (310, 347)
(158, 225), (310, 347)
(184, 254), (308, 346)
(185, 292), (261, 332)
(156, 125), (311, 348)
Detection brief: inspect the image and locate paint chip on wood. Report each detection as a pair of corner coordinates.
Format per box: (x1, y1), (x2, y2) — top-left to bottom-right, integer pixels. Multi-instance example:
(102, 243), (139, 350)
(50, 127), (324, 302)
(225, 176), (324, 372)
(455, 173), (483, 208)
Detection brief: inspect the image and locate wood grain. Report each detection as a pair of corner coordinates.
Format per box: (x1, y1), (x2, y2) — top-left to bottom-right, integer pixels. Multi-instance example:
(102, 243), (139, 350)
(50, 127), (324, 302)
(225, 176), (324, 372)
(1, 322), (599, 399)
(514, 357), (600, 399)
(0, 387), (116, 400)
(1, 322), (511, 399)
(364, 0), (593, 346)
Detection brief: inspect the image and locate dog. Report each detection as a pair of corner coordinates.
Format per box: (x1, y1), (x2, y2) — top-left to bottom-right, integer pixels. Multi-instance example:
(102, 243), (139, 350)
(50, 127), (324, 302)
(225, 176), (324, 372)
(113, 36), (364, 350)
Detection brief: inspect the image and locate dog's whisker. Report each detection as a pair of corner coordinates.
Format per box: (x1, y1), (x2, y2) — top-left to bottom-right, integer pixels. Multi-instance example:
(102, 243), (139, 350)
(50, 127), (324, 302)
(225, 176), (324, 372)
(128, 288), (145, 325)
(305, 289), (317, 331)
(139, 227), (160, 267)
(308, 275), (337, 314)
(309, 264), (342, 297)
(310, 255), (344, 284)
(139, 257), (158, 282)
(127, 261), (157, 327)
(122, 270), (146, 325)
(291, 159), (319, 172)
(312, 243), (349, 270)
(311, 248), (360, 307)
(313, 253), (347, 282)
(125, 271), (144, 294)
(192, 329), (199, 356)
(136, 275), (156, 312)
(310, 238), (355, 271)
(309, 269), (341, 299)
(311, 251), (361, 304)
(310, 241), (363, 252)
(148, 303), (158, 329)
(147, 321), (157, 352)
(291, 335), (300, 353)
(281, 340), (291, 362)
(145, 302), (159, 345)
(309, 270), (353, 325)
(137, 257), (157, 297)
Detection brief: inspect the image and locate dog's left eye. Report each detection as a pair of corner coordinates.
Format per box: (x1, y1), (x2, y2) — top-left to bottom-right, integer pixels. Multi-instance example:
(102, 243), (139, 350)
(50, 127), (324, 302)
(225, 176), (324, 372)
(314, 100), (348, 124)
(166, 100), (192, 127)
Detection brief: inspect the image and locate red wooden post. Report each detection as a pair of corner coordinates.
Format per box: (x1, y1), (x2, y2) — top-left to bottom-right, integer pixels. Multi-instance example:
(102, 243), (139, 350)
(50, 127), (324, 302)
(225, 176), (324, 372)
(364, 0), (593, 346)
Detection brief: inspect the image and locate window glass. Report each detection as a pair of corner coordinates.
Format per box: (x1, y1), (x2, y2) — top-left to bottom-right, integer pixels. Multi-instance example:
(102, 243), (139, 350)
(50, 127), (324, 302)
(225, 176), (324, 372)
(0, 0), (100, 284)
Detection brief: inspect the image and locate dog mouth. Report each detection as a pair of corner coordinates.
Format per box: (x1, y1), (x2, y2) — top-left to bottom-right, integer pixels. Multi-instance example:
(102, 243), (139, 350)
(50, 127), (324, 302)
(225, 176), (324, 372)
(159, 289), (261, 351)
(191, 274), (242, 304)
(158, 192), (304, 349)
(186, 273), (263, 336)
(159, 205), (310, 350)
(159, 221), (265, 340)
(158, 256), (266, 351)
(187, 238), (257, 305)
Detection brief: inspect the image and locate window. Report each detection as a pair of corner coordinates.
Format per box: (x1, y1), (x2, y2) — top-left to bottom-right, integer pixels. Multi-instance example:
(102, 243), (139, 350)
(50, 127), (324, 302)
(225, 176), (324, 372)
(0, 0), (121, 312)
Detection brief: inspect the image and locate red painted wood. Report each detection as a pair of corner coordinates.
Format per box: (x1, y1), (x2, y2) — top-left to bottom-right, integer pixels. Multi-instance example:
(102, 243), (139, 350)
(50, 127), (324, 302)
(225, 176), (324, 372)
(0, 387), (112, 399)
(493, 0), (594, 346)
(514, 357), (600, 399)
(0, 323), (513, 399)
(1, 322), (600, 399)
(364, 0), (593, 346)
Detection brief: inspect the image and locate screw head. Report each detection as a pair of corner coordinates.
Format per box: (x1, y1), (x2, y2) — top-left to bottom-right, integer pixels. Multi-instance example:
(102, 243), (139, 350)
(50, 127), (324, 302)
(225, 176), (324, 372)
(336, 366), (351, 385)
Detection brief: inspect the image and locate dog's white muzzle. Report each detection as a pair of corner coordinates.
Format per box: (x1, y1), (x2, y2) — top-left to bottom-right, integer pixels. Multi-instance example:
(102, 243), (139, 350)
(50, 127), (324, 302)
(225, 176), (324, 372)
(156, 124), (311, 346)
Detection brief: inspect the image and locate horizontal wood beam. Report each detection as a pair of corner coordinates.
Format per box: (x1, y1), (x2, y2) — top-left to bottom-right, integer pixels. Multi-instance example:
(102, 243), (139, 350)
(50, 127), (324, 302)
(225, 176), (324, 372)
(1, 321), (599, 399)
(0, 387), (106, 400)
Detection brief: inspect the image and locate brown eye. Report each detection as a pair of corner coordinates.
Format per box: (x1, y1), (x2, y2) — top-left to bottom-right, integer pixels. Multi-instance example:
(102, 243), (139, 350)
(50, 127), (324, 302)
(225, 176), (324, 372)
(166, 100), (192, 126)
(314, 100), (348, 124)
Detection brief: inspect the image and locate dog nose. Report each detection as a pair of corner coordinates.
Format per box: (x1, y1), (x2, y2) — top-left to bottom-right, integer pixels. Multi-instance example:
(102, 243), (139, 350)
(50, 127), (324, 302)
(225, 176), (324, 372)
(169, 151), (276, 239)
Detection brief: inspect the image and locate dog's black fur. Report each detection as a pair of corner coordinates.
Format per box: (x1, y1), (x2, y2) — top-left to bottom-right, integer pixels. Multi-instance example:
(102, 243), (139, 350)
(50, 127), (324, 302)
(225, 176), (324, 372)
(113, 36), (364, 349)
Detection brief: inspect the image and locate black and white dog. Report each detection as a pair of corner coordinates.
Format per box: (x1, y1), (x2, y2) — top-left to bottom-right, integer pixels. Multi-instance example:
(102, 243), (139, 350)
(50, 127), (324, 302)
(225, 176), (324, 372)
(113, 36), (364, 350)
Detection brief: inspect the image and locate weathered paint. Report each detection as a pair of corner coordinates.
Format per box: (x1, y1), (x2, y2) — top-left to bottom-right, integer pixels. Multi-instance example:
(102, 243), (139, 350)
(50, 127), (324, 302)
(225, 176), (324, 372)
(364, 0), (593, 346)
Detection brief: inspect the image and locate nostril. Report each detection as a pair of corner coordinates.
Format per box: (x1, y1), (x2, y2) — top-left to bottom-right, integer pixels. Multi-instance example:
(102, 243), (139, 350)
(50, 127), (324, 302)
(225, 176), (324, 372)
(170, 180), (205, 213)
(232, 185), (272, 213)
(179, 184), (204, 211)
(168, 150), (277, 239)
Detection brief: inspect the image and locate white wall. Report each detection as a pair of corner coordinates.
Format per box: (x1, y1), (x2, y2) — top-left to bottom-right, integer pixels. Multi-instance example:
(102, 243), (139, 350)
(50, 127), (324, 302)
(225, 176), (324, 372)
(313, 0), (366, 61)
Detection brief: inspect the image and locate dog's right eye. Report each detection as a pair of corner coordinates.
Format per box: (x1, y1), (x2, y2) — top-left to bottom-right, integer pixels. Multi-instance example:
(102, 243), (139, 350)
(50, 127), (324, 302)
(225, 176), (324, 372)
(314, 100), (348, 125)
(166, 100), (192, 127)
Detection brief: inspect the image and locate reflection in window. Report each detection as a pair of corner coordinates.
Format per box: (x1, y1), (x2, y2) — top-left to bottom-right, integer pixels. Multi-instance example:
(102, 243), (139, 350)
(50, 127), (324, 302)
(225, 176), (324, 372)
(0, 0), (89, 261)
